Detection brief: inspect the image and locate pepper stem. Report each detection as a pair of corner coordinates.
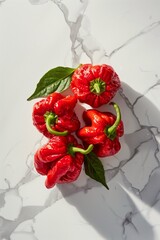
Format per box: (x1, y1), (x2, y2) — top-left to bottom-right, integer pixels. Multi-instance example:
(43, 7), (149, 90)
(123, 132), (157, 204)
(69, 144), (94, 156)
(105, 102), (121, 140)
(45, 112), (68, 136)
(90, 78), (106, 95)
(93, 83), (100, 94)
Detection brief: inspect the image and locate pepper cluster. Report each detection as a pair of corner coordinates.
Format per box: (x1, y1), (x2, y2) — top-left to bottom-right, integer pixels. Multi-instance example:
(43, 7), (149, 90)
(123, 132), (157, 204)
(28, 64), (124, 190)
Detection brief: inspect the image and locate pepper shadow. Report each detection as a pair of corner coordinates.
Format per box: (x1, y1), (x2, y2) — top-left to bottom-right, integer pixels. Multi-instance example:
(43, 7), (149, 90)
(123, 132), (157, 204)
(57, 82), (160, 240)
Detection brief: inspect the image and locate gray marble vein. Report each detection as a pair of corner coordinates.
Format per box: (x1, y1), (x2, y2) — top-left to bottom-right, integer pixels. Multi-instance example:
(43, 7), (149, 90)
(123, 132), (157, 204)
(0, 0), (160, 239)
(107, 20), (160, 58)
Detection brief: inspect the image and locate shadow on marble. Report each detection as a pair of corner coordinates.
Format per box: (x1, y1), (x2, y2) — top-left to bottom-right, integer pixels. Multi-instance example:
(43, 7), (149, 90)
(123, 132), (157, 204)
(1, 83), (160, 240)
(58, 83), (160, 239)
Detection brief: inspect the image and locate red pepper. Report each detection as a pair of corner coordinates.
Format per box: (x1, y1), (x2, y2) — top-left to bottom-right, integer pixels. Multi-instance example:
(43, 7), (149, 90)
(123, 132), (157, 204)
(77, 103), (124, 157)
(71, 64), (121, 108)
(32, 92), (80, 138)
(34, 135), (93, 188)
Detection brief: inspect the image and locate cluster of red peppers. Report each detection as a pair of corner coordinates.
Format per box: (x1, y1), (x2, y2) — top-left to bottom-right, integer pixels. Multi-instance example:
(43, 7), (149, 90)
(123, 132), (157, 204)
(28, 64), (124, 190)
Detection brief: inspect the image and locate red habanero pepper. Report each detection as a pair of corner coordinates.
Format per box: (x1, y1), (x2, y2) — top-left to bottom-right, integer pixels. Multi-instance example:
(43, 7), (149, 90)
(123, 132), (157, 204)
(77, 103), (124, 157)
(32, 92), (80, 138)
(34, 135), (93, 188)
(71, 64), (121, 108)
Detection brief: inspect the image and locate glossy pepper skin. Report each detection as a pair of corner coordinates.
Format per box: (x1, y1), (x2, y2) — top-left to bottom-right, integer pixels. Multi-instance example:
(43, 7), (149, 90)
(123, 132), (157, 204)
(77, 103), (124, 157)
(32, 92), (80, 138)
(71, 64), (121, 108)
(34, 135), (93, 188)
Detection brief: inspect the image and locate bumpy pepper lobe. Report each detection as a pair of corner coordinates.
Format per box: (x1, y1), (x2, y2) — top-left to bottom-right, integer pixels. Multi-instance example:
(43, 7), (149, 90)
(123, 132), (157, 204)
(71, 64), (121, 108)
(32, 93), (80, 138)
(34, 135), (85, 188)
(77, 103), (124, 157)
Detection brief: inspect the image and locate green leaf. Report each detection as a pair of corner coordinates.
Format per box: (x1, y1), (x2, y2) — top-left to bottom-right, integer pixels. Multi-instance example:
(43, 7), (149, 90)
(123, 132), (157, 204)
(27, 66), (75, 101)
(84, 152), (109, 190)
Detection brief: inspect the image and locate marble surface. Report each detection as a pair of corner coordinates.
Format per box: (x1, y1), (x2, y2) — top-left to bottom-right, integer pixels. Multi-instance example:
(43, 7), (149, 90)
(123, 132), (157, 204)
(1, 0), (160, 239)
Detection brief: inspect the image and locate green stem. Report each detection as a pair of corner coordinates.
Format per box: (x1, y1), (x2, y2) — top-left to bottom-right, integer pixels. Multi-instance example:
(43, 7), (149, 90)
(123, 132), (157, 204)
(93, 83), (100, 94)
(105, 102), (121, 140)
(69, 144), (94, 155)
(90, 78), (106, 95)
(45, 112), (68, 136)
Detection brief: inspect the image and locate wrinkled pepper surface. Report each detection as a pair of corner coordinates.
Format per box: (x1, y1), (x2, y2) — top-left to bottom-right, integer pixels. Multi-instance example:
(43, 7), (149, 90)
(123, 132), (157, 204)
(77, 103), (124, 157)
(71, 64), (121, 108)
(32, 92), (80, 138)
(34, 135), (93, 188)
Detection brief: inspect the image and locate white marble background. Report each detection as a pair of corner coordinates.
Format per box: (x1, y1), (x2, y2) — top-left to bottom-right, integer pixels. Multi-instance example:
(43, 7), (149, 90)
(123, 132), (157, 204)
(0, 0), (160, 239)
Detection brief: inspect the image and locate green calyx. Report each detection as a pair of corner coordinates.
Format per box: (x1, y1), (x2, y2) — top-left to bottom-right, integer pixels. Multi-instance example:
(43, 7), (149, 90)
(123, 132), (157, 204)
(90, 78), (106, 95)
(44, 111), (68, 136)
(104, 102), (121, 140)
(68, 144), (94, 157)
